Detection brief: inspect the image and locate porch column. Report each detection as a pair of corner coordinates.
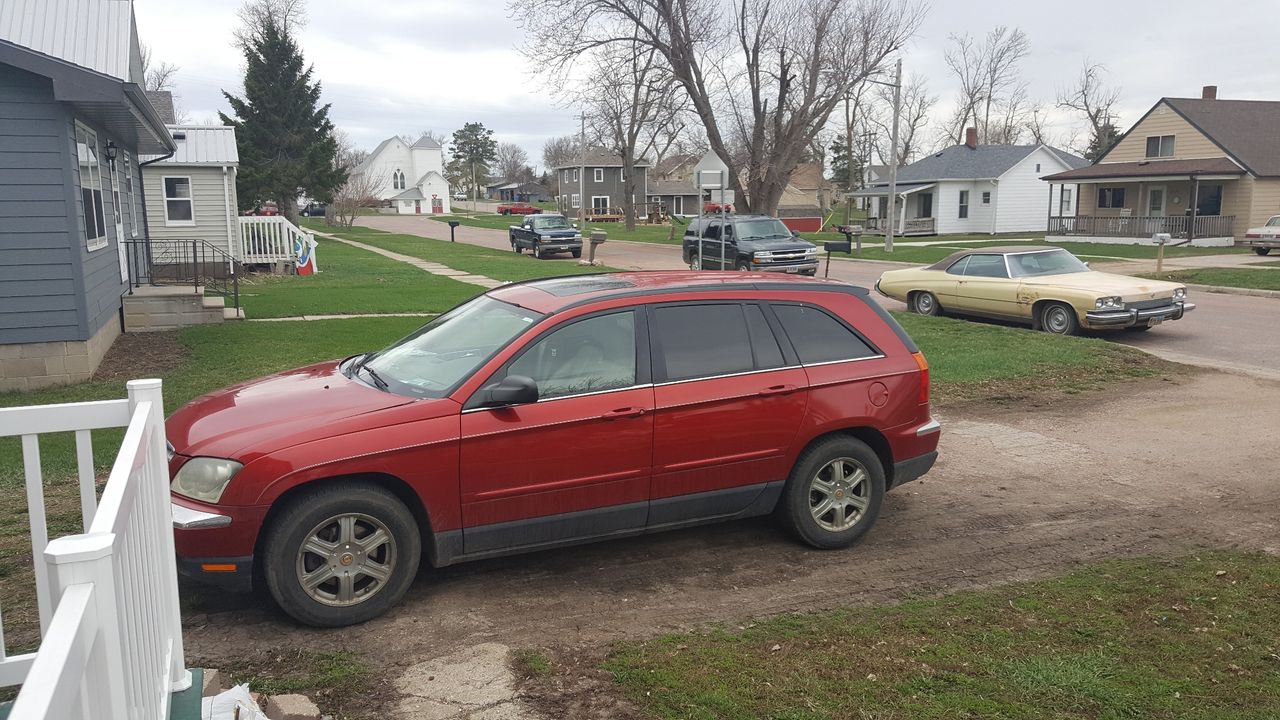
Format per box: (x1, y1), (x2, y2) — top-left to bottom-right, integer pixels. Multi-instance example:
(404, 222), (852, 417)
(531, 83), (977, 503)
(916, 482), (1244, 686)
(1046, 182), (1054, 232)
(897, 193), (907, 235)
(1189, 177), (1200, 242)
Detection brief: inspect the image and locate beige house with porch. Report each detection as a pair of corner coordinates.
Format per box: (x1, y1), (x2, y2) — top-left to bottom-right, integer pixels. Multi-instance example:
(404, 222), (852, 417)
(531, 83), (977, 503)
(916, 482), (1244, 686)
(1042, 86), (1280, 246)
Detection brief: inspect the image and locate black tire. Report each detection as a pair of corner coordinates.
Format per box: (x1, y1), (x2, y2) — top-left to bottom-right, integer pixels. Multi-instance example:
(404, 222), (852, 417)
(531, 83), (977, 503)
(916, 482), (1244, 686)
(532, 242), (543, 259)
(688, 255), (702, 270)
(511, 241), (522, 254)
(777, 436), (885, 550)
(735, 259), (751, 271)
(1255, 247), (1272, 256)
(571, 248), (582, 259)
(262, 482), (421, 627)
(1040, 302), (1079, 336)
(911, 291), (942, 316)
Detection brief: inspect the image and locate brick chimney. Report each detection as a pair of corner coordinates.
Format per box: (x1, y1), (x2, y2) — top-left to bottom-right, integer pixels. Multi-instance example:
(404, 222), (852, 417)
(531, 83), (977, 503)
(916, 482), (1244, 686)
(964, 127), (978, 149)
(1202, 85), (1218, 100)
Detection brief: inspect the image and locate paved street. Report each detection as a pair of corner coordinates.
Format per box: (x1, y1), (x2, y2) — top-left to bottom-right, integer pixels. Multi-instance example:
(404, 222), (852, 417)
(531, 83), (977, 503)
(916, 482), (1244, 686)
(358, 215), (1280, 380)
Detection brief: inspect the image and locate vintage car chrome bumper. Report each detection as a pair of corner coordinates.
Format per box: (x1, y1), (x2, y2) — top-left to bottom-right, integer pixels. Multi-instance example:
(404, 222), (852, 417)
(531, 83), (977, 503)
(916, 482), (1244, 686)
(1085, 301), (1195, 327)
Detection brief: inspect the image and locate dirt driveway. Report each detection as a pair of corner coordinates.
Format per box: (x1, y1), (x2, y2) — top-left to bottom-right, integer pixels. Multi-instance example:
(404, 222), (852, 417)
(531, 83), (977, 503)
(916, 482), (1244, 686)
(182, 370), (1280, 718)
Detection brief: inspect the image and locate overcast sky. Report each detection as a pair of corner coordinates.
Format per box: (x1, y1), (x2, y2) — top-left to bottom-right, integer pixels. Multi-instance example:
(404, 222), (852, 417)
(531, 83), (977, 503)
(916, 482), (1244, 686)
(136, 0), (1280, 169)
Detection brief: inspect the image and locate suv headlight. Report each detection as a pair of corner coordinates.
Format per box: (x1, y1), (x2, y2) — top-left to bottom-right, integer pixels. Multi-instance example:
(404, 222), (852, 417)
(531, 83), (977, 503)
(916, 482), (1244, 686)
(1094, 296), (1123, 309)
(171, 457), (243, 503)
(1173, 287), (1187, 300)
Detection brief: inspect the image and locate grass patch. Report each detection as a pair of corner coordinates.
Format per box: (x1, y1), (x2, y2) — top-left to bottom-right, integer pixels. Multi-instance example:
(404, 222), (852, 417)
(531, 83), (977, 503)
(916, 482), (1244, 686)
(311, 223), (623, 281)
(604, 551), (1280, 720)
(1139, 268), (1280, 292)
(1249, 259), (1280, 267)
(218, 649), (371, 716)
(240, 236), (477, 318)
(423, 213), (687, 245)
(513, 649), (554, 677)
(896, 312), (1173, 404)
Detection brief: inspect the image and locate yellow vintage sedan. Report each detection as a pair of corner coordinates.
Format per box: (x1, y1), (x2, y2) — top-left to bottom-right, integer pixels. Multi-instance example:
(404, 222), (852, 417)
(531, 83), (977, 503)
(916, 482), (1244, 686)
(875, 246), (1195, 335)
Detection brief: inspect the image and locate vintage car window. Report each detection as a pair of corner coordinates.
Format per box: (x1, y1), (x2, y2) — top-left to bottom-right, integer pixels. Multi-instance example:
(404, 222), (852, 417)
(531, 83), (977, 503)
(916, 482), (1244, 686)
(532, 216), (571, 230)
(772, 304), (877, 364)
(962, 254), (1009, 279)
(1007, 250), (1090, 278)
(1267, 217), (1280, 227)
(945, 256), (970, 275)
(654, 304), (754, 381)
(506, 311), (636, 400)
(734, 218), (793, 240)
(744, 304), (785, 369)
(363, 296), (542, 397)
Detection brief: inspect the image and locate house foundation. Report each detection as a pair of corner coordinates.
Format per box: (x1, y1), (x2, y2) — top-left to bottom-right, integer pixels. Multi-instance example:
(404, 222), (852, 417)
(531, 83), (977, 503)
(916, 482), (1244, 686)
(0, 318), (120, 392)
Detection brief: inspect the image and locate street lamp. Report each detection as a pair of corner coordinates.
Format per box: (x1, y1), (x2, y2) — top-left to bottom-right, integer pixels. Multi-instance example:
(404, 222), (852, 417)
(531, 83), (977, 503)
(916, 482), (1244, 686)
(864, 58), (902, 252)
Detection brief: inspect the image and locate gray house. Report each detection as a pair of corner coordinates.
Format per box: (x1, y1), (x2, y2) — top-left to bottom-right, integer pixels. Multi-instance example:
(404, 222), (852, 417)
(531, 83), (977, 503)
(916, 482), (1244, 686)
(553, 150), (649, 219)
(0, 0), (175, 391)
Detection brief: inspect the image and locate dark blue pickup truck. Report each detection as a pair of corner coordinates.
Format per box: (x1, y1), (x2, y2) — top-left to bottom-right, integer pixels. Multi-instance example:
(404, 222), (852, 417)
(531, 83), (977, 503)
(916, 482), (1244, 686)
(509, 214), (584, 259)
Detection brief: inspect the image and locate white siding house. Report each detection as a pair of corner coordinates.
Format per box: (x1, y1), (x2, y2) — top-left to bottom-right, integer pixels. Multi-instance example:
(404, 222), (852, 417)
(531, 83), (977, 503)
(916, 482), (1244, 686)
(852, 129), (1086, 235)
(141, 125), (239, 257)
(356, 134), (451, 215)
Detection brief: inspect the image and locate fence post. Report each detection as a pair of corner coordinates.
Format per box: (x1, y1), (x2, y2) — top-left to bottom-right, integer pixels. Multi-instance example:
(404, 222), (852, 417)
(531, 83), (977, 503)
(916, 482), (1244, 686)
(126, 379), (192, 692)
(43, 533), (129, 720)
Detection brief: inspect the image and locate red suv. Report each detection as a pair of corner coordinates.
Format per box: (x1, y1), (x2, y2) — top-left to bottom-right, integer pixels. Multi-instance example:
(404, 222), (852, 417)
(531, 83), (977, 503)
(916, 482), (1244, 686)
(167, 272), (939, 626)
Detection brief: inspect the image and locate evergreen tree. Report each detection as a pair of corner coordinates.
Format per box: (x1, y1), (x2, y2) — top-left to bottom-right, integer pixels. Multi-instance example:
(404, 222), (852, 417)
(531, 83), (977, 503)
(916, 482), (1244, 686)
(1085, 121), (1120, 163)
(448, 122), (498, 201)
(220, 17), (344, 222)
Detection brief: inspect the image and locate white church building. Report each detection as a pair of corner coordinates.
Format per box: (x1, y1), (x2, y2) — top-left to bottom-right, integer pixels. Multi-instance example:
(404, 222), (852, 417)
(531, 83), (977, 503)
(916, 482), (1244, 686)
(358, 134), (452, 215)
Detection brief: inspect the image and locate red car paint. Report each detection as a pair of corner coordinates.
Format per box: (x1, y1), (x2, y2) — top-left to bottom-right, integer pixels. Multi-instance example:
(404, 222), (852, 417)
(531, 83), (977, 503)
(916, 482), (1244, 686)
(703, 201), (734, 213)
(169, 271), (938, 584)
(497, 202), (540, 215)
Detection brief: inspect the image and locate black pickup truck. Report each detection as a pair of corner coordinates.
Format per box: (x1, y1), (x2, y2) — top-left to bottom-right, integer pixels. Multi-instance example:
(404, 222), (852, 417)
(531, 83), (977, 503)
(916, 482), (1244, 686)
(683, 215), (819, 274)
(509, 214), (584, 259)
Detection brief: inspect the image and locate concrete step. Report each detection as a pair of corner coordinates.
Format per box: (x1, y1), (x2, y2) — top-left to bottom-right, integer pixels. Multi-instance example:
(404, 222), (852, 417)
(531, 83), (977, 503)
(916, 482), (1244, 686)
(201, 295), (226, 309)
(223, 307), (246, 321)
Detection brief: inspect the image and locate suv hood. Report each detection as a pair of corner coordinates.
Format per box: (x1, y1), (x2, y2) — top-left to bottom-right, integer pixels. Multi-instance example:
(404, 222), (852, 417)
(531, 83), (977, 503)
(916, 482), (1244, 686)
(742, 238), (815, 251)
(167, 360), (424, 460)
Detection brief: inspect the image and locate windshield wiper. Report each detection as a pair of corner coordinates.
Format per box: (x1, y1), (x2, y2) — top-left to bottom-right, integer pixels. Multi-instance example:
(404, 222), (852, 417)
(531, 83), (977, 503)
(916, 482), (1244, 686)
(359, 364), (390, 391)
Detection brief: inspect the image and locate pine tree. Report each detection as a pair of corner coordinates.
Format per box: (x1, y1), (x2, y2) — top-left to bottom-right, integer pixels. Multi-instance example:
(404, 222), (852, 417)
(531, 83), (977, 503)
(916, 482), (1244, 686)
(448, 122), (498, 201)
(220, 17), (344, 222)
(1085, 122), (1120, 163)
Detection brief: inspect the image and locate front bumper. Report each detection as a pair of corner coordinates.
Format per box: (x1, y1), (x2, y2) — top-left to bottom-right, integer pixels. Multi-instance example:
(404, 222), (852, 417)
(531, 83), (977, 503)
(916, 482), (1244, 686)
(751, 260), (819, 274)
(1086, 301), (1195, 328)
(176, 554), (255, 592)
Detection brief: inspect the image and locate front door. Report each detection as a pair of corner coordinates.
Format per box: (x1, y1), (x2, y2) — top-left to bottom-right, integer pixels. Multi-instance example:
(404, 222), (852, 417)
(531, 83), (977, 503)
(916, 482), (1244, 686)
(954, 253), (1021, 318)
(917, 192), (933, 219)
(649, 302), (808, 523)
(431, 195), (443, 213)
(414, 199), (421, 214)
(1148, 186), (1166, 216)
(459, 309), (653, 554)
(672, 195), (684, 216)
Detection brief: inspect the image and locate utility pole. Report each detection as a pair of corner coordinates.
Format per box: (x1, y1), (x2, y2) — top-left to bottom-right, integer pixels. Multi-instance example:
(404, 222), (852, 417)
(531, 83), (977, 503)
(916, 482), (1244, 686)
(885, 57), (902, 254)
(471, 160), (477, 214)
(578, 111), (586, 230)
(845, 92), (855, 227)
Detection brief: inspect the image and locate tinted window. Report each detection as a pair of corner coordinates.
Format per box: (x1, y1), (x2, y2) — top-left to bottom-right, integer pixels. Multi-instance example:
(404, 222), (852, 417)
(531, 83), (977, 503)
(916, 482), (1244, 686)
(506, 311), (636, 399)
(702, 221), (721, 239)
(744, 304), (784, 370)
(773, 304), (877, 364)
(962, 254), (1008, 278)
(945, 256), (970, 275)
(655, 304), (754, 381)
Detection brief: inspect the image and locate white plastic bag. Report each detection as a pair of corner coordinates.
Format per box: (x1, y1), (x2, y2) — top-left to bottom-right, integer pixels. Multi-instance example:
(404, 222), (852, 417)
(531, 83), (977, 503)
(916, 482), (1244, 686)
(201, 683), (268, 720)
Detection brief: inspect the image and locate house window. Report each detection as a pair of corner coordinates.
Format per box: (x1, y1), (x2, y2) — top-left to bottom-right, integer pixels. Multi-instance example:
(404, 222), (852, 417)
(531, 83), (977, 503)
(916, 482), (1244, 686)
(75, 123), (107, 250)
(571, 193), (580, 208)
(1060, 187), (1073, 214)
(573, 169), (579, 182)
(163, 177), (195, 225)
(592, 196), (610, 212)
(981, 191), (991, 205)
(958, 190), (969, 219)
(594, 168), (604, 183)
(123, 150), (138, 236)
(1145, 135), (1175, 158)
(1035, 163), (1041, 173)
(1097, 187), (1126, 209)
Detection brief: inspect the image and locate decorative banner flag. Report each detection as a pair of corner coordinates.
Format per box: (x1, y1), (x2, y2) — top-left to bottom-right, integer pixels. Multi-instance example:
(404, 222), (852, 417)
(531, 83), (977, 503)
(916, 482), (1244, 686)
(294, 236), (318, 276)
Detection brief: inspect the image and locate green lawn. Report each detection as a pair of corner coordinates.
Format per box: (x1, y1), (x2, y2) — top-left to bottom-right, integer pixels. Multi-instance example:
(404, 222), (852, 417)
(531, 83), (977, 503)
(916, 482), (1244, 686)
(423, 213), (689, 245)
(311, 223), (624, 280)
(240, 237), (478, 318)
(602, 551), (1280, 720)
(1139, 268), (1280, 292)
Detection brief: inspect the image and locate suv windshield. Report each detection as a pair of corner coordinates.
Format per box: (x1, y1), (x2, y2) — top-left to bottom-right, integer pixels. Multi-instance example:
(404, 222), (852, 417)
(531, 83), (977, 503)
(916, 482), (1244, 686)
(735, 218), (794, 240)
(359, 296), (542, 397)
(532, 216), (571, 230)
(1006, 249), (1090, 277)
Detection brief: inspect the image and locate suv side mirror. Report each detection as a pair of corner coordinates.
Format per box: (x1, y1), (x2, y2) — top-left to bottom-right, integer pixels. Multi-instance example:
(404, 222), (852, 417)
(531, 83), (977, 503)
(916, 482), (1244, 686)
(482, 375), (539, 407)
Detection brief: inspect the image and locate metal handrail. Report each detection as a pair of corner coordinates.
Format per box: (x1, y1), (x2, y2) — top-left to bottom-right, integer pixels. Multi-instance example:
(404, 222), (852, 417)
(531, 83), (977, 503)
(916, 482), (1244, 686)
(123, 238), (241, 311)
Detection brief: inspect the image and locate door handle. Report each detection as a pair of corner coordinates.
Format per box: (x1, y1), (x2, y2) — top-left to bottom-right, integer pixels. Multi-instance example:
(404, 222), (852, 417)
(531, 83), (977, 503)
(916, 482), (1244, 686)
(758, 384), (799, 397)
(601, 406), (646, 420)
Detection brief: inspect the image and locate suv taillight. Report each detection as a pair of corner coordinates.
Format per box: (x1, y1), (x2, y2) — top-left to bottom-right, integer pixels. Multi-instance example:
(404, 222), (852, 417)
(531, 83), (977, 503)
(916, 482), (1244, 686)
(911, 351), (929, 404)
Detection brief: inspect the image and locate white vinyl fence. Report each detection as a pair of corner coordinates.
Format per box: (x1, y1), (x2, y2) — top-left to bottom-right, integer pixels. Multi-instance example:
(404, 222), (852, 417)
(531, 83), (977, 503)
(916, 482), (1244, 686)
(238, 215), (313, 264)
(0, 380), (190, 719)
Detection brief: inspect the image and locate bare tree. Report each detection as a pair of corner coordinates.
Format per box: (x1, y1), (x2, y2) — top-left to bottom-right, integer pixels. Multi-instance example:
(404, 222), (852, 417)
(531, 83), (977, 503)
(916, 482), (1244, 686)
(542, 135), (579, 171)
(400, 129), (447, 145)
(494, 142), (531, 181)
(941, 32), (985, 144)
(328, 171), (381, 229)
(1057, 60), (1121, 158)
(511, 0), (927, 215)
(334, 129), (369, 173)
(234, 0), (307, 47)
(866, 72), (935, 165)
(140, 44), (180, 92)
(942, 26), (1030, 144)
(978, 26), (1029, 142)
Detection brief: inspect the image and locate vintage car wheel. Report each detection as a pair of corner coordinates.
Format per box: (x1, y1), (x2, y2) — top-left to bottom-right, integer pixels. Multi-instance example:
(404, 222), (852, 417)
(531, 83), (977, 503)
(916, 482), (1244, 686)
(263, 482), (420, 627)
(778, 436), (885, 550)
(911, 291), (942, 316)
(1040, 302), (1079, 336)
(1255, 247), (1272, 256)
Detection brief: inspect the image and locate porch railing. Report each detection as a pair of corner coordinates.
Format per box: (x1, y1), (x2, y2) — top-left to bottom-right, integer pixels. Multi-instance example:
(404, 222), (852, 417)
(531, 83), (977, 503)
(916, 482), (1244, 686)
(125, 238), (241, 311)
(239, 215), (312, 264)
(0, 380), (189, 719)
(1047, 215), (1235, 239)
(864, 216), (937, 235)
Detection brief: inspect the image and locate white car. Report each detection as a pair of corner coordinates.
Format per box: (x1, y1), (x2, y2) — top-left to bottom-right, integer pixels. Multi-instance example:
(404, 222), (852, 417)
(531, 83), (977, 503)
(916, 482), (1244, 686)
(1240, 215), (1280, 256)
(452, 191), (467, 201)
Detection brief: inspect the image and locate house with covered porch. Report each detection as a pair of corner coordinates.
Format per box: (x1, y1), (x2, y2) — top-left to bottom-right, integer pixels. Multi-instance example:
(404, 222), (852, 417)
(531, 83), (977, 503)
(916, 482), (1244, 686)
(1041, 86), (1278, 246)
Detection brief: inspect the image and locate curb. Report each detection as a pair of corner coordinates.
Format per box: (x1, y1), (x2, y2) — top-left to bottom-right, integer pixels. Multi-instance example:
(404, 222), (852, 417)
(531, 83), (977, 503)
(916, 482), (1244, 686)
(1185, 283), (1280, 299)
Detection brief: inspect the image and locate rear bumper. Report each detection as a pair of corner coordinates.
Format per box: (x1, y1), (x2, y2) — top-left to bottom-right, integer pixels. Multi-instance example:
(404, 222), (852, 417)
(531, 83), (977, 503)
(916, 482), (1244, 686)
(1085, 301), (1194, 328)
(892, 451), (938, 488)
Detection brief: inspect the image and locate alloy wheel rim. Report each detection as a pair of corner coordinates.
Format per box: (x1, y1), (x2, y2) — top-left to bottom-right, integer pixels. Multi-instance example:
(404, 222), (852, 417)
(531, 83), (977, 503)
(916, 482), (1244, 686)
(295, 513), (397, 607)
(809, 457), (870, 532)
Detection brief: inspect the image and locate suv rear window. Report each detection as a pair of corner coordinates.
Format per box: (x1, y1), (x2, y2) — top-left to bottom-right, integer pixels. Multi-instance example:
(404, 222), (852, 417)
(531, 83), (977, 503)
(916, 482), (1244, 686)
(653, 304), (754, 381)
(772, 304), (878, 364)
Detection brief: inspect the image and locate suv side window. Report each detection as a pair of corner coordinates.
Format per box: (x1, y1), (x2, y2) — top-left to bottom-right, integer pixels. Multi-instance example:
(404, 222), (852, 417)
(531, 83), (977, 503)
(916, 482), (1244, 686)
(653, 303), (754, 381)
(505, 311), (637, 399)
(722, 223), (735, 240)
(702, 221), (721, 240)
(744, 304), (784, 370)
(771, 304), (878, 364)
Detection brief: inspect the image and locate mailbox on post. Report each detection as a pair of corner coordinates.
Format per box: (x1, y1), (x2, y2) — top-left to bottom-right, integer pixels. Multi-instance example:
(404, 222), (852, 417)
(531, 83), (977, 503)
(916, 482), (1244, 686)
(447, 220), (460, 243)
(579, 229), (607, 266)
(824, 225), (864, 277)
